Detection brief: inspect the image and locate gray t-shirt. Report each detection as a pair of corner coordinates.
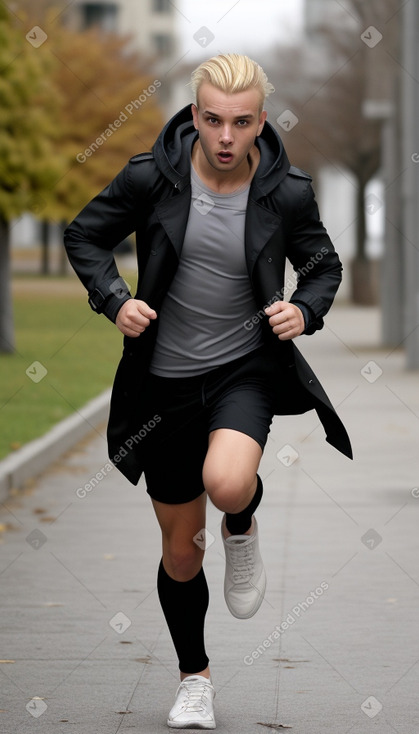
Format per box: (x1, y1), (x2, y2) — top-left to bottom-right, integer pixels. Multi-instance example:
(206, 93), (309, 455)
(149, 165), (263, 377)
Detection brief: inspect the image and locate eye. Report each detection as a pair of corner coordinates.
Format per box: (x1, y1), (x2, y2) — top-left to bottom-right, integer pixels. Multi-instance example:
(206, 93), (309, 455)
(237, 120), (248, 126)
(207, 117), (219, 125)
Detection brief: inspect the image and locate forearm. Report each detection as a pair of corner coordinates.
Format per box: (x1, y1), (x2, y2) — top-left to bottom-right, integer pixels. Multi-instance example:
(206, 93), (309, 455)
(64, 223), (131, 322)
(287, 184), (343, 333)
(64, 162), (138, 321)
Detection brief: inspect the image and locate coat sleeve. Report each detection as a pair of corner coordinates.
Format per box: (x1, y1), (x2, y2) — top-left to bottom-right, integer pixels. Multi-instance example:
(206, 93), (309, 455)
(63, 156), (151, 323)
(285, 175), (343, 335)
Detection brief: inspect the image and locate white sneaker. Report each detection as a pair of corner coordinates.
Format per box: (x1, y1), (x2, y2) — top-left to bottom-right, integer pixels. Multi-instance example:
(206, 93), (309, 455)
(222, 516), (266, 619)
(167, 675), (216, 729)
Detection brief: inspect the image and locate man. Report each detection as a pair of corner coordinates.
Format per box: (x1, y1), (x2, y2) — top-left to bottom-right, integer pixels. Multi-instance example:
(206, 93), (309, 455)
(64, 53), (352, 729)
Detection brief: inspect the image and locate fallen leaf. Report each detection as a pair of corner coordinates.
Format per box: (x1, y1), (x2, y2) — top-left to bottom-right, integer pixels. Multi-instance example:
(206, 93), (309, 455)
(33, 508), (47, 514)
(40, 516), (56, 523)
(0, 660), (15, 664)
(119, 640), (132, 644)
(116, 711), (132, 715)
(0, 522), (18, 534)
(134, 656), (152, 664)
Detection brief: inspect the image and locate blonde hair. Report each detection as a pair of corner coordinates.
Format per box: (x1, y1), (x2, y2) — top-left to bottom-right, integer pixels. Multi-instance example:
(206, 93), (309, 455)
(190, 53), (274, 110)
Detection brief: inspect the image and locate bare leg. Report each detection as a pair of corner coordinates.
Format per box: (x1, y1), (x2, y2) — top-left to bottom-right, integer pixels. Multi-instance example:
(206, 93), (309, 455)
(203, 428), (262, 524)
(203, 428), (266, 620)
(152, 493), (211, 681)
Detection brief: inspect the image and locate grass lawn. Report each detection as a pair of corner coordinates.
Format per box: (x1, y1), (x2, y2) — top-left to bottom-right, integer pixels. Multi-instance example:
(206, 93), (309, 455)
(0, 272), (136, 461)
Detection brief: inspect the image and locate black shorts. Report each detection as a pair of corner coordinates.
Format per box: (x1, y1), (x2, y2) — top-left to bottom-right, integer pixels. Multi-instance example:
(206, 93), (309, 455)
(140, 346), (277, 504)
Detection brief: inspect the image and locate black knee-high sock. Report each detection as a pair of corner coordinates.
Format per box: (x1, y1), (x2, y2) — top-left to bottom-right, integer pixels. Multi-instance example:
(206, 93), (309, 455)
(157, 560), (209, 673)
(225, 474), (263, 535)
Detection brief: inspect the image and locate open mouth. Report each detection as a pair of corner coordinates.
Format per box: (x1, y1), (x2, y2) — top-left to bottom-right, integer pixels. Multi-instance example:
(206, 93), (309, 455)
(217, 151), (233, 163)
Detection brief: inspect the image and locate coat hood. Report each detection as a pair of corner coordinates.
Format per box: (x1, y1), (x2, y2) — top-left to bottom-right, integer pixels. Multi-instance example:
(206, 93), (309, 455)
(152, 104), (290, 196)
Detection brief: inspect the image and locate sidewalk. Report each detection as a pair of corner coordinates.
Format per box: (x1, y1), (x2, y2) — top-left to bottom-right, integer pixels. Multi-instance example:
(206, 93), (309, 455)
(0, 305), (418, 734)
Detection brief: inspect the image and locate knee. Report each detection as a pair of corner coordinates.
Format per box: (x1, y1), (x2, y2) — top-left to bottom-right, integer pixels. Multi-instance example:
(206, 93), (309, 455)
(163, 537), (204, 581)
(204, 473), (253, 515)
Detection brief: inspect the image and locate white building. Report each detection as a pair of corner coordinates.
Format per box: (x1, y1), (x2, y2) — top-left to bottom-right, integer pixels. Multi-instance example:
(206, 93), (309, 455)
(70, 0), (177, 61)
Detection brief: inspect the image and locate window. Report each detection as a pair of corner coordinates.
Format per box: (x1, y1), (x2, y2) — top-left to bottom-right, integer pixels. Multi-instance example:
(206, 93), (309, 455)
(152, 33), (172, 56)
(153, 0), (172, 12)
(80, 3), (119, 32)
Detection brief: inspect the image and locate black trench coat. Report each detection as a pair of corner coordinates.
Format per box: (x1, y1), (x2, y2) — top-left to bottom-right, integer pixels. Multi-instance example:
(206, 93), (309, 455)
(64, 106), (352, 484)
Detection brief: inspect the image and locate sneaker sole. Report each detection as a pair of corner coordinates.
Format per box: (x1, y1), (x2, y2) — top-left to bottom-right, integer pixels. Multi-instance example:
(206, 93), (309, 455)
(167, 719), (216, 729)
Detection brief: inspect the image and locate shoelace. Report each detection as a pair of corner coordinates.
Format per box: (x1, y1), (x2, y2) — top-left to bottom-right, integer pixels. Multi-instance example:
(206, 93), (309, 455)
(179, 679), (211, 713)
(229, 540), (254, 583)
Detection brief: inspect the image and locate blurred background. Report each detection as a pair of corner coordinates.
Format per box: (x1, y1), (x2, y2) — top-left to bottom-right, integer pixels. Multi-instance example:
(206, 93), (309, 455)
(0, 0), (418, 458)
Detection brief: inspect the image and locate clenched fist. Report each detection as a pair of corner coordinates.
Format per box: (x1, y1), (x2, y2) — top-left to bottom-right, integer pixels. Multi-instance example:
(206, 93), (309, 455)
(116, 299), (157, 337)
(264, 301), (305, 340)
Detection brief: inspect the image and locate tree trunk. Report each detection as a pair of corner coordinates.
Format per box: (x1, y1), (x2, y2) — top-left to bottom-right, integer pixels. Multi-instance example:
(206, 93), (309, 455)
(0, 217), (15, 353)
(355, 178), (366, 260)
(350, 257), (380, 305)
(58, 220), (69, 276)
(40, 219), (50, 275)
(350, 177), (379, 304)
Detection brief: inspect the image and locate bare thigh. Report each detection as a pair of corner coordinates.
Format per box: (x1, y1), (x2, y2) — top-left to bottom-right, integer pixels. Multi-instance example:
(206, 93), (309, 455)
(202, 428), (262, 514)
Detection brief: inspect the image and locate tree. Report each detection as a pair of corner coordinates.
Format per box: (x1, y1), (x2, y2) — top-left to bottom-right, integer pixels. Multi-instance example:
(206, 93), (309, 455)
(264, 0), (401, 303)
(15, 2), (165, 274)
(43, 22), (164, 224)
(0, 3), (63, 352)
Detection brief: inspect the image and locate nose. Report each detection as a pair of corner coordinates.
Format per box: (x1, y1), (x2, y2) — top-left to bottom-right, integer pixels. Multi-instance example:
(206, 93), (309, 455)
(219, 125), (233, 146)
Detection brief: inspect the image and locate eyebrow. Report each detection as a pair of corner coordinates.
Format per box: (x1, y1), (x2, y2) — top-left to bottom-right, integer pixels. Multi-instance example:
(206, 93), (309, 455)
(202, 110), (255, 120)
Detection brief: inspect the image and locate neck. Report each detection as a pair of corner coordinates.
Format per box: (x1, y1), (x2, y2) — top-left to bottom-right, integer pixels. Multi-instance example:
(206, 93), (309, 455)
(191, 141), (259, 194)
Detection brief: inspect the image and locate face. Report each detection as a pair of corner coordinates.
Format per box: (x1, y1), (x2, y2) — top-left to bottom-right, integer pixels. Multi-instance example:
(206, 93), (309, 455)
(191, 82), (267, 175)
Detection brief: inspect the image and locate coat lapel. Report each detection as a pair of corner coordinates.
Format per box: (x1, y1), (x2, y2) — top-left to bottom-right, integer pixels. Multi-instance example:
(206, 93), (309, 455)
(153, 180), (283, 277)
(245, 197), (282, 278)
(154, 185), (191, 259)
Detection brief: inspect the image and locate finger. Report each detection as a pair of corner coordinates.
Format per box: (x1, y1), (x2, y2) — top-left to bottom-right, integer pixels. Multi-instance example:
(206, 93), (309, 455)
(272, 321), (293, 336)
(276, 324), (299, 340)
(265, 302), (291, 325)
(136, 300), (157, 319)
(268, 311), (289, 328)
(277, 331), (295, 341)
(264, 301), (284, 316)
(116, 318), (144, 336)
(127, 313), (152, 330)
(119, 326), (141, 338)
(121, 304), (155, 330)
(116, 307), (146, 335)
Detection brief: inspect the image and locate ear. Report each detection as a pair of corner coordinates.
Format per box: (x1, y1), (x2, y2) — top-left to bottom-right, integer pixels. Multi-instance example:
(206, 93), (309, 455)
(256, 110), (268, 136)
(191, 103), (199, 130)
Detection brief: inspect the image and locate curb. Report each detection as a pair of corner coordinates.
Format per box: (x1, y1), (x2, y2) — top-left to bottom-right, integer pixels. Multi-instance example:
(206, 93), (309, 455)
(0, 389), (111, 501)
